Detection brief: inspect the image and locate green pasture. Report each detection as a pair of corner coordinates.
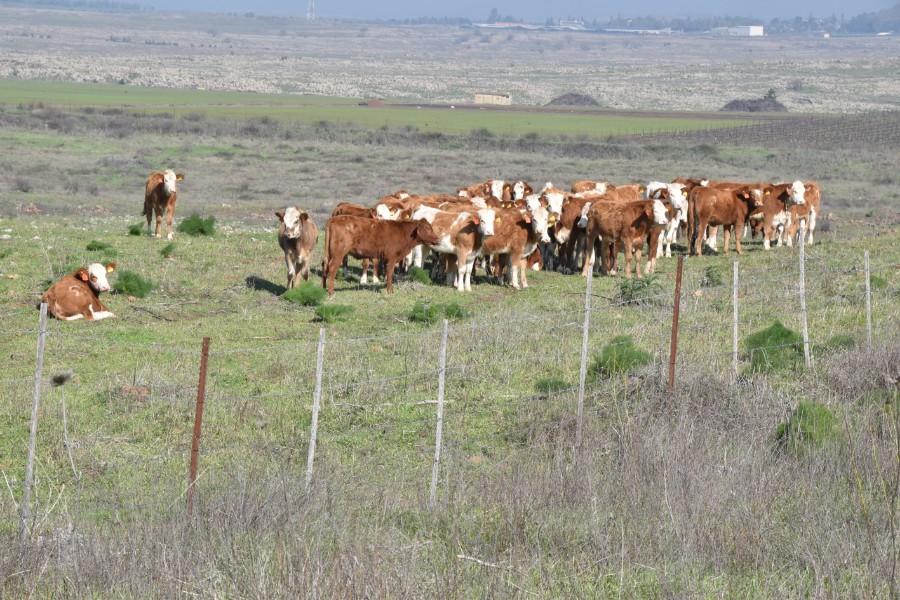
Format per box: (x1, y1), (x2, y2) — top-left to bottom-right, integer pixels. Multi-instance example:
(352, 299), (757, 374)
(0, 79), (753, 137)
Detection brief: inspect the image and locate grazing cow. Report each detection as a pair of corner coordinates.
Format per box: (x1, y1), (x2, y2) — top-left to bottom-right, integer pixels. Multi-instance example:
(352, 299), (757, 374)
(275, 206), (319, 289)
(330, 203), (380, 282)
(322, 216), (440, 295)
(143, 169), (184, 240)
(411, 205), (497, 291)
(480, 207), (551, 289)
(554, 195), (593, 273)
(40, 263), (116, 321)
(581, 200), (669, 278)
(691, 185), (764, 256)
(786, 181), (822, 246)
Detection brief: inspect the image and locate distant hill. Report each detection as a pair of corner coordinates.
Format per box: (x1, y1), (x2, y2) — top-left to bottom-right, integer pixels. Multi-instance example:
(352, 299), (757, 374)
(842, 4), (900, 33)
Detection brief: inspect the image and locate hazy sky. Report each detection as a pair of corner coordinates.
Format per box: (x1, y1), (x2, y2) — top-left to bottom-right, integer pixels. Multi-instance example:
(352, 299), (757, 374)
(144, 0), (896, 21)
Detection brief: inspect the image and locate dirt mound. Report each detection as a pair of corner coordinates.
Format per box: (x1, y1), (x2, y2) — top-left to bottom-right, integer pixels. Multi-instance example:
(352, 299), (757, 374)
(546, 93), (599, 107)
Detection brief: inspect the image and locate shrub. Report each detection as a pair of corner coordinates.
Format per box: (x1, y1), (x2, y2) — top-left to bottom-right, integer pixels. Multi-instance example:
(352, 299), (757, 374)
(701, 265), (723, 287)
(128, 223), (144, 236)
(176, 214), (216, 236)
(408, 266), (431, 285)
(112, 270), (155, 298)
(746, 321), (803, 373)
(160, 243), (175, 259)
(315, 304), (354, 323)
(409, 301), (443, 325)
(282, 281), (327, 306)
(86, 240), (114, 252)
(535, 378), (569, 394)
(613, 274), (665, 306)
(775, 402), (838, 454)
(409, 301), (469, 324)
(590, 335), (652, 378)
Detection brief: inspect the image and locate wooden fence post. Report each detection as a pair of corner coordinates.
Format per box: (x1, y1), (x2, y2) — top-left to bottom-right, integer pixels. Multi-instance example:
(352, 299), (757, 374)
(733, 261), (739, 379)
(20, 303), (48, 544)
(305, 328), (326, 498)
(798, 228), (813, 368)
(576, 271), (593, 450)
(429, 319), (448, 509)
(865, 250), (872, 351)
(668, 256), (685, 396)
(186, 336), (210, 524)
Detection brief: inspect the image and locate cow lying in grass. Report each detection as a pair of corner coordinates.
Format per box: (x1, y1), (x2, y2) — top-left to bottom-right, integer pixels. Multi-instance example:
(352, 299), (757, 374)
(40, 262), (116, 321)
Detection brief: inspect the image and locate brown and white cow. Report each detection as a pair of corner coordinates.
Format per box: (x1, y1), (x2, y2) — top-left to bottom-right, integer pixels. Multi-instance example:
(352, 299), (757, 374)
(479, 206), (551, 289)
(40, 263), (116, 321)
(785, 180), (822, 246)
(143, 169), (184, 240)
(691, 185), (764, 256)
(322, 216), (440, 295)
(554, 195), (594, 273)
(581, 200), (669, 278)
(411, 205), (497, 291)
(276, 206), (319, 289)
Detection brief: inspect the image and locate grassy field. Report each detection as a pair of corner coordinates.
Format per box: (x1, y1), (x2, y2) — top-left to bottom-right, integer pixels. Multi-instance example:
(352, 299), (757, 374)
(0, 98), (898, 597)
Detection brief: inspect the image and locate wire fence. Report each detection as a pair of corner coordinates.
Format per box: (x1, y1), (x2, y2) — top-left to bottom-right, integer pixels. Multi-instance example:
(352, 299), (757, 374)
(1, 245), (898, 538)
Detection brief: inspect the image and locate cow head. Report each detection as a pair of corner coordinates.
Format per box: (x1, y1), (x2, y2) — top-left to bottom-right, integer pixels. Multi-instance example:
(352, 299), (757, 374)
(276, 206), (309, 239)
(576, 202), (593, 229)
(542, 190), (566, 217)
(790, 180), (807, 206)
(735, 186), (764, 209)
(512, 180), (531, 201)
(651, 199), (669, 225)
(476, 208), (497, 237)
(530, 206), (552, 244)
(162, 169), (181, 197)
(78, 262), (115, 294)
(414, 219), (441, 246)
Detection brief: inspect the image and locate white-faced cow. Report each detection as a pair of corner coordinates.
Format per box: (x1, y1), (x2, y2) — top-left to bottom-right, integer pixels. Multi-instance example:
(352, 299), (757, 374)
(40, 262), (116, 321)
(144, 169), (184, 240)
(276, 206), (319, 289)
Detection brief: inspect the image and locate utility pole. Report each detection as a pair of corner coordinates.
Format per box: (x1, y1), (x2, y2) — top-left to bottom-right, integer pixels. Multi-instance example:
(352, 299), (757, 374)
(306, 0), (314, 21)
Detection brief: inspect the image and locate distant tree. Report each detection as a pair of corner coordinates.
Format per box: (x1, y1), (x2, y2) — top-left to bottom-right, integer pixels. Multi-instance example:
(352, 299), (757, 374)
(488, 8), (499, 23)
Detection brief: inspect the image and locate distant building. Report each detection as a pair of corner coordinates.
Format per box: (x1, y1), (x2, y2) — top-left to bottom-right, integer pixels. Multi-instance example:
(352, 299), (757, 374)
(475, 92), (511, 106)
(724, 25), (765, 37)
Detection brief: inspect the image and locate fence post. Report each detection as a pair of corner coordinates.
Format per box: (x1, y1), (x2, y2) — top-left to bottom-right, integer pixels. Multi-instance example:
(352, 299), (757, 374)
(429, 319), (449, 509)
(305, 328), (326, 498)
(186, 336), (210, 525)
(798, 228), (813, 368)
(668, 256), (685, 396)
(733, 261), (739, 379)
(576, 271), (593, 450)
(20, 303), (48, 544)
(865, 250), (872, 351)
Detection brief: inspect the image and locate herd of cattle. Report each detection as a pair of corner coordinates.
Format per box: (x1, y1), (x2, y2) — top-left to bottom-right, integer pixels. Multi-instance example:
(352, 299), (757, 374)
(38, 170), (822, 321)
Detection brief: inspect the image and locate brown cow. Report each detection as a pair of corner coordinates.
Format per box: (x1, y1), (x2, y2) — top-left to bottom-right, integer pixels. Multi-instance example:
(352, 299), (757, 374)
(691, 185), (764, 256)
(322, 216), (440, 295)
(40, 262), (116, 321)
(143, 169), (184, 240)
(581, 200), (669, 278)
(276, 206), (319, 289)
(479, 206), (551, 289)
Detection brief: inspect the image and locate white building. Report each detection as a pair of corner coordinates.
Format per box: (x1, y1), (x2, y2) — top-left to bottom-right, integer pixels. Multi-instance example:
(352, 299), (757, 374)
(726, 25), (764, 37)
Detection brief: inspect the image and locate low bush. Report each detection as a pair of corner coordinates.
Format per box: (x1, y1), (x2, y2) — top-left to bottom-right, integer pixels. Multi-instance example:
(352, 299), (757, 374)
(775, 402), (838, 455)
(176, 214), (216, 236)
(112, 270), (155, 298)
(127, 223), (144, 236)
(701, 265), (723, 287)
(746, 321), (803, 373)
(409, 301), (469, 324)
(282, 281), (327, 307)
(590, 335), (652, 378)
(85, 240), (113, 252)
(315, 304), (354, 323)
(613, 274), (665, 306)
(408, 266), (431, 285)
(160, 243), (175, 259)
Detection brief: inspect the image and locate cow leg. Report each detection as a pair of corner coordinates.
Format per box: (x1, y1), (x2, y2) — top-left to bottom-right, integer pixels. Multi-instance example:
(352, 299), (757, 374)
(455, 251), (468, 292)
(284, 253), (297, 289)
(384, 260), (396, 294)
(634, 243), (643, 278)
(723, 227), (731, 255)
(464, 255), (477, 292)
(360, 259), (369, 284)
(808, 209), (817, 244)
(508, 255), (520, 289)
(734, 223), (743, 255)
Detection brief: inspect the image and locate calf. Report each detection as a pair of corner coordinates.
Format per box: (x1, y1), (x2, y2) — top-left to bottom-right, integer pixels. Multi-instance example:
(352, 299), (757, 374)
(322, 216), (440, 295)
(554, 195), (593, 273)
(786, 180), (822, 246)
(40, 263), (116, 321)
(691, 185), (763, 256)
(412, 205), (497, 291)
(276, 206), (319, 289)
(581, 200), (669, 278)
(480, 207), (551, 289)
(143, 169), (184, 240)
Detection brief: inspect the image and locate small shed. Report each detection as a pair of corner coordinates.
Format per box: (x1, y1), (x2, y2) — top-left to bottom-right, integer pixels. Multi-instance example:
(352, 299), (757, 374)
(475, 92), (512, 106)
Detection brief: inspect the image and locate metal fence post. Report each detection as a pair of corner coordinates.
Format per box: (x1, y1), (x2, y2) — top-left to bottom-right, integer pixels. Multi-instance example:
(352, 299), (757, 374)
(429, 319), (449, 509)
(733, 261), (739, 379)
(305, 328), (326, 498)
(20, 303), (48, 544)
(865, 250), (872, 351)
